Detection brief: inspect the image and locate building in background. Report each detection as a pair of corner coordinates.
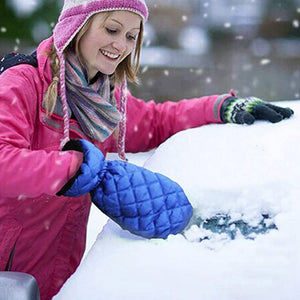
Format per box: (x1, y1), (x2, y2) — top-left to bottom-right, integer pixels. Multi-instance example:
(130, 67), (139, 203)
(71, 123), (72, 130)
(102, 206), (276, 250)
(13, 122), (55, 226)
(136, 0), (300, 101)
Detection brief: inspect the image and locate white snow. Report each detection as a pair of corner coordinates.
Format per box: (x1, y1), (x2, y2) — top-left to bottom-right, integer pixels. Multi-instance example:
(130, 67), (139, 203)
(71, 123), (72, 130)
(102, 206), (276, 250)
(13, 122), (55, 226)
(54, 101), (300, 300)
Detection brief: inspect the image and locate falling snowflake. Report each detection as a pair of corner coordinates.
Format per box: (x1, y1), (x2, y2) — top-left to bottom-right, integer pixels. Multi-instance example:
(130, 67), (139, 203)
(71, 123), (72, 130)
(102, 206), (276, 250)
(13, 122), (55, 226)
(236, 35), (244, 40)
(44, 220), (51, 231)
(224, 22), (232, 28)
(293, 20), (299, 28)
(55, 159), (62, 166)
(18, 195), (27, 201)
(21, 151), (30, 158)
(141, 66), (148, 74)
(252, 77), (258, 88)
(260, 58), (271, 66)
(203, 2), (209, 8)
(146, 79), (154, 87)
(203, 13), (208, 18)
(164, 70), (169, 76)
(242, 64), (253, 72)
(25, 208), (32, 215)
(195, 69), (203, 76)
(0, 27), (7, 33)
(145, 40), (151, 47)
(182, 15), (188, 22)
(206, 77), (212, 84)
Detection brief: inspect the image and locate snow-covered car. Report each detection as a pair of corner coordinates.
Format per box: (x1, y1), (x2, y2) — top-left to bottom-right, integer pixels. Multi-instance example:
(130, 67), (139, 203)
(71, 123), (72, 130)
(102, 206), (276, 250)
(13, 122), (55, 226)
(54, 101), (300, 300)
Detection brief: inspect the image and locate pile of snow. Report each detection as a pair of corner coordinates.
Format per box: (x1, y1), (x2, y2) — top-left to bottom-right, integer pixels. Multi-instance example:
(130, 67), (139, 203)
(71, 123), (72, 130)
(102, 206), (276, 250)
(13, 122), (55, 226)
(54, 101), (300, 300)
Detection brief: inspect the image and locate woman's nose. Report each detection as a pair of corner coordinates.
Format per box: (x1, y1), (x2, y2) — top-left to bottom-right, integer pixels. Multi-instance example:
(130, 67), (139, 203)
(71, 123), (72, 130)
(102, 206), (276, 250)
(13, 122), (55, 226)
(112, 37), (126, 53)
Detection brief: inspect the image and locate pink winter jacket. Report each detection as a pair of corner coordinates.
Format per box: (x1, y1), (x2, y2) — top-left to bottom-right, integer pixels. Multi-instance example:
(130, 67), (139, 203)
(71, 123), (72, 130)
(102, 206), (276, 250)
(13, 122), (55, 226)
(0, 37), (231, 300)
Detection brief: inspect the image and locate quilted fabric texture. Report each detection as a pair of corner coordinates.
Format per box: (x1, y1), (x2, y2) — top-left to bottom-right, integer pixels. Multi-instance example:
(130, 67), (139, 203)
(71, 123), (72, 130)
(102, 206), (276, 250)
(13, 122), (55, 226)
(91, 161), (193, 239)
(60, 139), (106, 197)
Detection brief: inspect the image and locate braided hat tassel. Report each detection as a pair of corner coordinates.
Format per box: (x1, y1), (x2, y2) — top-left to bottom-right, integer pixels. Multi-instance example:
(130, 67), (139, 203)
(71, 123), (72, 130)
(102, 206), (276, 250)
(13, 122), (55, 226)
(57, 51), (70, 149)
(117, 76), (128, 161)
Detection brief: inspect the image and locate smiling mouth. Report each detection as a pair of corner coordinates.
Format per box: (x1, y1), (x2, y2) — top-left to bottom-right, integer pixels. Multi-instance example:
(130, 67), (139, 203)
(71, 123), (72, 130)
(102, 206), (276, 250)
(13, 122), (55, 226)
(100, 50), (120, 60)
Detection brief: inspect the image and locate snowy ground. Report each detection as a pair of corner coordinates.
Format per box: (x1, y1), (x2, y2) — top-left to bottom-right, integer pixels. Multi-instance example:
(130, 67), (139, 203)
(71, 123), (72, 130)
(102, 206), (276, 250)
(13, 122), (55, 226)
(54, 101), (300, 300)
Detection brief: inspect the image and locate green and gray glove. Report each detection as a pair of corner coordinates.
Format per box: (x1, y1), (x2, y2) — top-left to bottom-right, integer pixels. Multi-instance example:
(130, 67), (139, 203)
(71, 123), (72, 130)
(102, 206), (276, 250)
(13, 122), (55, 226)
(220, 96), (294, 124)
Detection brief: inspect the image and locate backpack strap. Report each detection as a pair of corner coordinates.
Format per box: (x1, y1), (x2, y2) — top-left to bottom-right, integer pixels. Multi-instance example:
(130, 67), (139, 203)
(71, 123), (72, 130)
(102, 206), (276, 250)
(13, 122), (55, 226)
(0, 51), (38, 75)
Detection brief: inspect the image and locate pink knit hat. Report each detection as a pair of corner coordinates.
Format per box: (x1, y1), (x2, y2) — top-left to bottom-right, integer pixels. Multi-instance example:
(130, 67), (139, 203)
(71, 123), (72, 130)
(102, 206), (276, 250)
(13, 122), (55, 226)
(52, 0), (148, 160)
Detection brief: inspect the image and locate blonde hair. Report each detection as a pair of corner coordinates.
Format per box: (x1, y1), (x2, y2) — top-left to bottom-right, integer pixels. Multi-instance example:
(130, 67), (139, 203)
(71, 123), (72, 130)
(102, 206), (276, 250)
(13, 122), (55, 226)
(44, 11), (144, 115)
(44, 47), (60, 115)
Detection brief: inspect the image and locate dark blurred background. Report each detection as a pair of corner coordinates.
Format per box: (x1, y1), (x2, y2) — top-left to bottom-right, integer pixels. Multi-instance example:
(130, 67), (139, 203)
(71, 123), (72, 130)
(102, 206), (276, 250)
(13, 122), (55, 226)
(0, 0), (300, 102)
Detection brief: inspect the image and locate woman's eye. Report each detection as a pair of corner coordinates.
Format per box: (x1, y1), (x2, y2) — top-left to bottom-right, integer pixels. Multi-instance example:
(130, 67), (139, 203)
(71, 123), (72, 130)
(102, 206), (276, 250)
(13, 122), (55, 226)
(105, 27), (137, 41)
(106, 28), (117, 34)
(127, 34), (137, 41)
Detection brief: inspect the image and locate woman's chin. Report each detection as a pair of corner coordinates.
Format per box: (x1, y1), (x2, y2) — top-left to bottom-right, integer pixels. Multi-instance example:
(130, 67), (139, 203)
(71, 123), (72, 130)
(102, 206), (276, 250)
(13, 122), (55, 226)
(98, 67), (116, 76)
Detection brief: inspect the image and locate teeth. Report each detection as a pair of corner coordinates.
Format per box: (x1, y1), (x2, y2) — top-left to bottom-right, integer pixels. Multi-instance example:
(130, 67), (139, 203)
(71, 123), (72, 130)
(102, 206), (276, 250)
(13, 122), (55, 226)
(101, 50), (119, 59)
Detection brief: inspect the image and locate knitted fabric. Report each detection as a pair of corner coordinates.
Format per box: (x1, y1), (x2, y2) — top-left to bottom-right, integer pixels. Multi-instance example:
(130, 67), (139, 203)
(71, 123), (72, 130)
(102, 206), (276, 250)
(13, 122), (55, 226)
(117, 76), (128, 161)
(53, 0), (148, 159)
(54, 0), (148, 53)
(65, 48), (121, 142)
(223, 97), (262, 123)
(220, 95), (294, 124)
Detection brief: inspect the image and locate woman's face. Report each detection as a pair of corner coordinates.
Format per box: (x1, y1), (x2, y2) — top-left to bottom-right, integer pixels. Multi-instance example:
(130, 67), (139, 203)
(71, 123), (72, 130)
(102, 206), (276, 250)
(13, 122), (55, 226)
(79, 11), (141, 79)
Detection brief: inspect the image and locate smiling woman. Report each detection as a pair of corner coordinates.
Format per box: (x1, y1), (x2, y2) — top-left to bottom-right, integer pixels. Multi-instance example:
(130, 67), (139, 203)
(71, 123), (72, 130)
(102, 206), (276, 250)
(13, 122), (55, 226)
(78, 11), (142, 79)
(0, 2), (149, 300)
(0, 1), (294, 300)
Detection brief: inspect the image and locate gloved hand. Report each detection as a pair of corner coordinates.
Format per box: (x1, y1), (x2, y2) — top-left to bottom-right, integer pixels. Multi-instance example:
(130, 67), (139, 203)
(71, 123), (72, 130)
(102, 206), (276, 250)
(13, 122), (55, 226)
(57, 139), (193, 239)
(220, 96), (294, 124)
(57, 139), (106, 197)
(90, 161), (193, 239)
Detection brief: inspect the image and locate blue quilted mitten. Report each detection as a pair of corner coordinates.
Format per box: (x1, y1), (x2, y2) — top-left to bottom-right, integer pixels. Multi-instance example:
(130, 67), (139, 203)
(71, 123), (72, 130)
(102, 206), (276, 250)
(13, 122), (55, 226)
(91, 161), (193, 239)
(57, 139), (106, 197)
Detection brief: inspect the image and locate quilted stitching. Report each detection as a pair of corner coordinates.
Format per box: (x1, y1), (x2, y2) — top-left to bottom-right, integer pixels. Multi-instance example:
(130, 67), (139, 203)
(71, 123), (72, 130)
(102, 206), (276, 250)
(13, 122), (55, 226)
(91, 161), (193, 239)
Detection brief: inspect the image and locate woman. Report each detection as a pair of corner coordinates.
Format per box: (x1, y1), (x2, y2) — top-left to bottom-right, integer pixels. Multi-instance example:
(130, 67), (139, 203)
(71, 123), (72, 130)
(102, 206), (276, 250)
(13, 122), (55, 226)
(0, 1), (293, 299)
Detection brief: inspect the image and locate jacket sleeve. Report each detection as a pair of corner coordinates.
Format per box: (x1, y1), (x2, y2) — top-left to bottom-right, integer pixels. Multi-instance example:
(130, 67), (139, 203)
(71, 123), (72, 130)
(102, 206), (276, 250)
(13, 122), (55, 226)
(114, 87), (232, 153)
(0, 67), (83, 198)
